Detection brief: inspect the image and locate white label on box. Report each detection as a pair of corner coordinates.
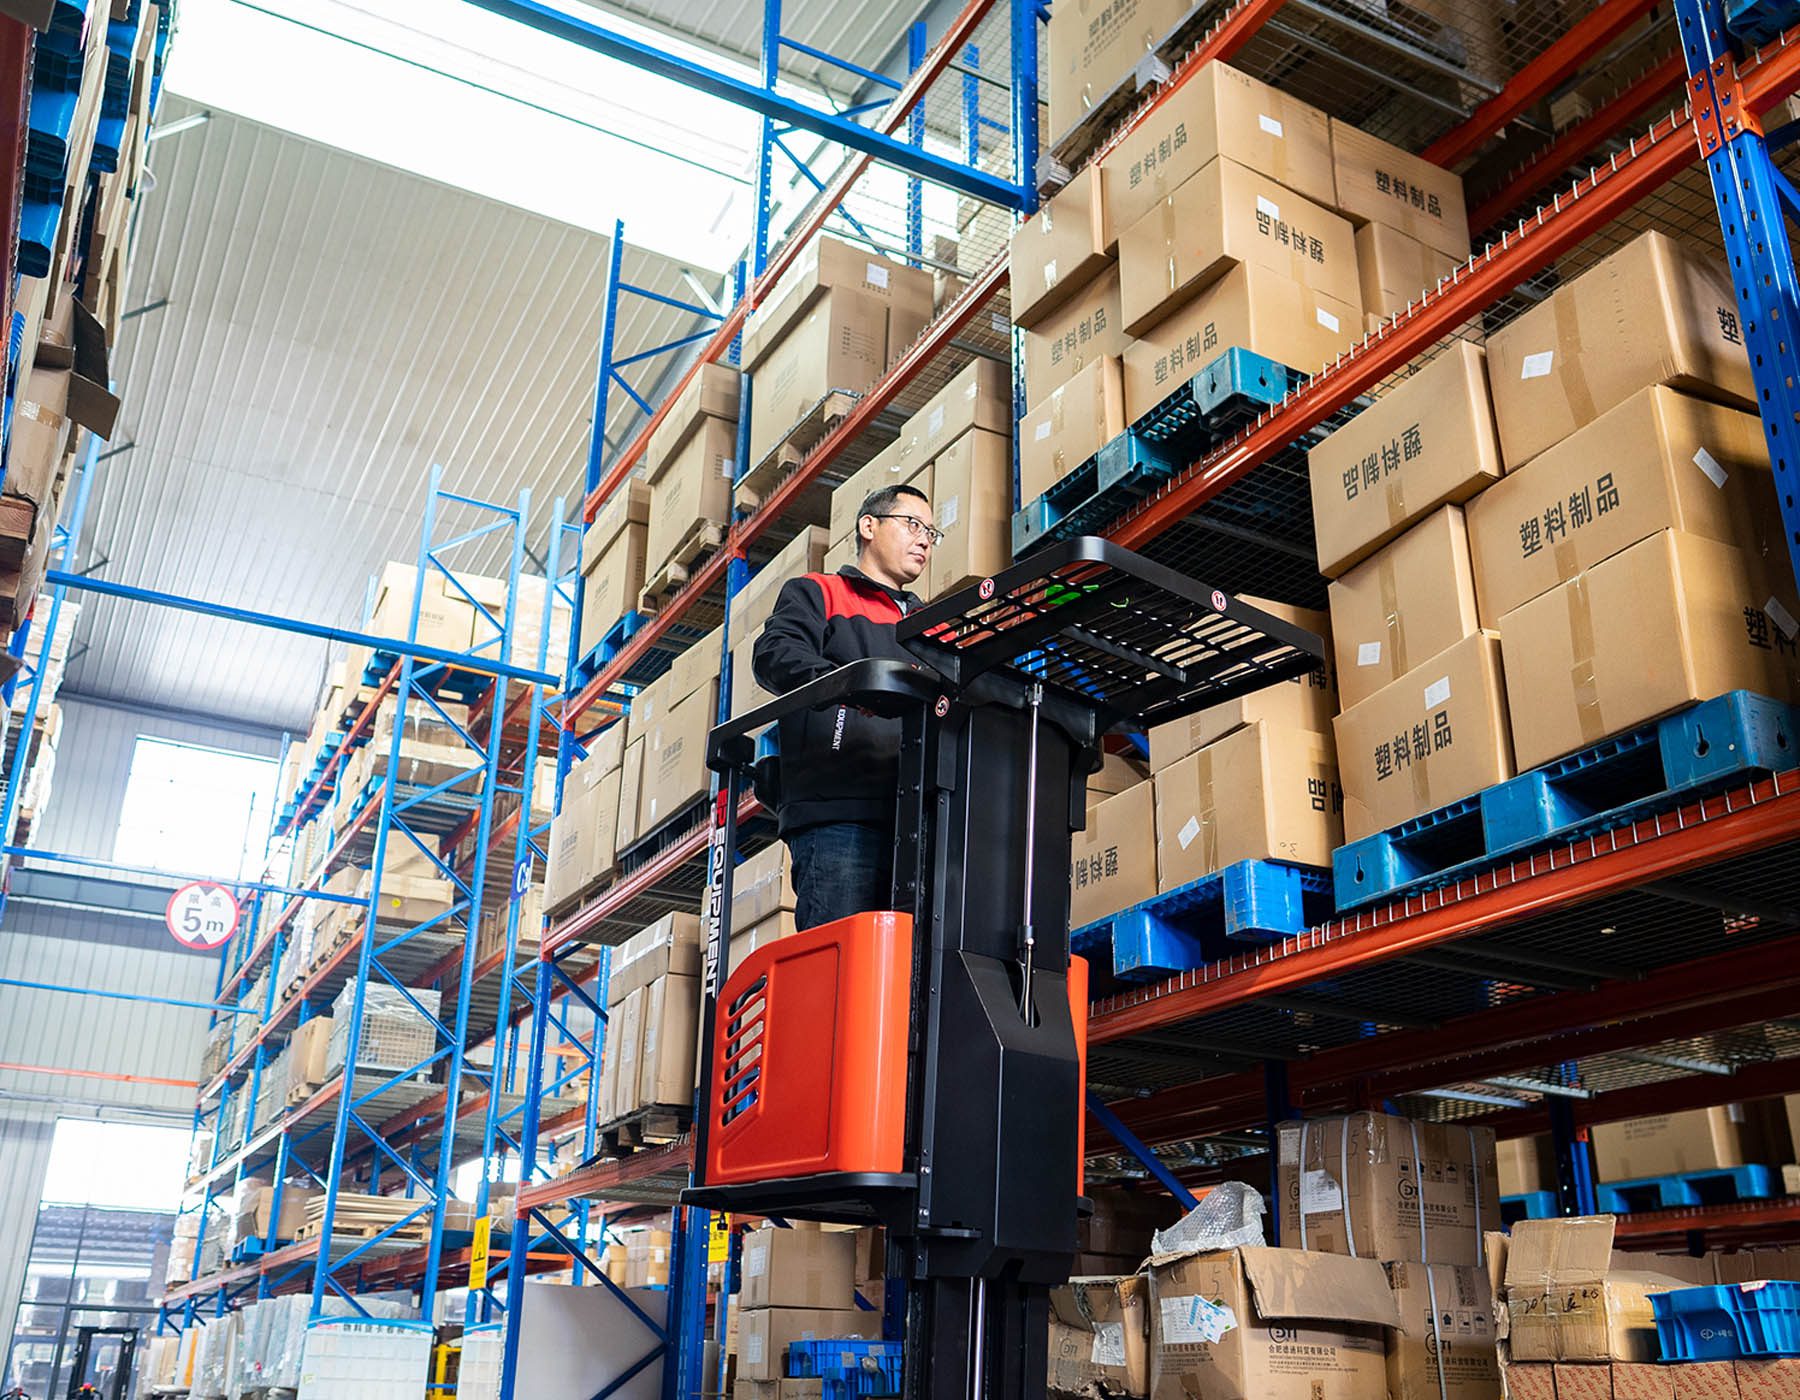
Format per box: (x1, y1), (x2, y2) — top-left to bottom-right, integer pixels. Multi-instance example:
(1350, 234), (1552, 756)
(744, 1333), (764, 1365)
(1423, 675), (1453, 710)
(1694, 446), (1728, 488)
(744, 1238), (769, 1277)
(1177, 815), (1201, 850)
(1258, 113), (1284, 138)
(1256, 195), (1281, 221)
(721, 456), (736, 479)
(865, 262), (889, 289)
(1300, 1169), (1343, 1213)
(992, 311), (1009, 334)
(1316, 307), (1340, 333)
(929, 405), (945, 436)
(1519, 350), (1555, 380)
(940, 495), (960, 529)
(1357, 641), (1382, 667)
(1091, 1322), (1126, 1368)
(1766, 596), (1800, 640)
(1043, 258), (1057, 289)
(1035, 421), (1052, 441)
(1159, 1294), (1238, 1345)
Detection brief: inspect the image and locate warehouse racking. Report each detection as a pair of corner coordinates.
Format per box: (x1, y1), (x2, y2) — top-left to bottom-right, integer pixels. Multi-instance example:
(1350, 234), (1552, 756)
(471, 0), (1800, 1396)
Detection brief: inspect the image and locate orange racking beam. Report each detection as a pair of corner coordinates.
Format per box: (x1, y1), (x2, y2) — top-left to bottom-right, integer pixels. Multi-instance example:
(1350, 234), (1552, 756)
(1422, 0), (1664, 167)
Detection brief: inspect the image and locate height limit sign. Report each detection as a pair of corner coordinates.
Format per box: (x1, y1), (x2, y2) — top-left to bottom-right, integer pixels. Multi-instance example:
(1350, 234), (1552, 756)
(166, 882), (241, 951)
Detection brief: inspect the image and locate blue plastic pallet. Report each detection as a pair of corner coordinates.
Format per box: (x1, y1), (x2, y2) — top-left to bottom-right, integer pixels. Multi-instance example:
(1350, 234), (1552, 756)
(1727, 0), (1800, 46)
(1334, 690), (1800, 912)
(1501, 1191), (1559, 1224)
(1656, 1280), (1800, 1361)
(1012, 347), (1300, 558)
(1596, 1163), (1778, 1213)
(1071, 859), (1332, 981)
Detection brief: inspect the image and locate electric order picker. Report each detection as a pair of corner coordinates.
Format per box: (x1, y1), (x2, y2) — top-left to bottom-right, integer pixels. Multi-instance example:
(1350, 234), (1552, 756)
(683, 538), (1325, 1399)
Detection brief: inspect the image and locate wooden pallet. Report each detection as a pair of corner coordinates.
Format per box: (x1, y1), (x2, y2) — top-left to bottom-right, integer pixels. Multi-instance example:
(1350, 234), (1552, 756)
(295, 1193), (433, 1243)
(736, 388), (862, 507)
(598, 1104), (692, 1158)
(641, 520), (727, 609)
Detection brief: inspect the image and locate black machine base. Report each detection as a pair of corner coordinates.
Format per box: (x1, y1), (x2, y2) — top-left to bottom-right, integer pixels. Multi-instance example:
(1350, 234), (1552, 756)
(681, 1171), (920, 1229)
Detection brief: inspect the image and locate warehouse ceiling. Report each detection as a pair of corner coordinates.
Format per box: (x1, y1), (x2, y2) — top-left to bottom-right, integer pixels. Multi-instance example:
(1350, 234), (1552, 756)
(67, 96), (718, 732)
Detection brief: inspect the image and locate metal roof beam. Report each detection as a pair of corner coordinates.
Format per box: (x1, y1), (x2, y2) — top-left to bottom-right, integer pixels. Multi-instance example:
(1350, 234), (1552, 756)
(461, 0), (1026, 209)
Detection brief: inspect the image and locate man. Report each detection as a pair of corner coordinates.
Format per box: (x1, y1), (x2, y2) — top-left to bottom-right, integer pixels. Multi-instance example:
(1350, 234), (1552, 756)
(752, 482), (942, 930)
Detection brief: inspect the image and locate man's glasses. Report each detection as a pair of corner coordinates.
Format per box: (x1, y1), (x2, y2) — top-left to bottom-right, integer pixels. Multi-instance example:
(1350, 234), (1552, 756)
(869, 513), (945, 547)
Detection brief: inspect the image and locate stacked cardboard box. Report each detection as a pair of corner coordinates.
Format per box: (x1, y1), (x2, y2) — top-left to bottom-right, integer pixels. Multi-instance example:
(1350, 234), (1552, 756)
(579, 481), (653, 663)
(1588, 1104), (1778, 1184)
(543, 721), (627, 916)
(1047, 1275), (1148, 1399)
(626, 643), (723, 841)
(1507, 1359), (1800, 1399)
(623, 1224), (674, 1288)
(1277, 1111), (1504, 1400)
(644, 362), (742, 600)
(727, 527), (831, 720)
(596, 912), (702, 1124)
(733, 1223), (877, 1392)
(743, 237), (934, 469)
(730, 840), (798, 954)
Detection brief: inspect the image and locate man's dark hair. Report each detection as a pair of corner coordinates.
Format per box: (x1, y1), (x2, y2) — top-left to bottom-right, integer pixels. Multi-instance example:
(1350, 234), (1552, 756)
(857, 483), (930, 537)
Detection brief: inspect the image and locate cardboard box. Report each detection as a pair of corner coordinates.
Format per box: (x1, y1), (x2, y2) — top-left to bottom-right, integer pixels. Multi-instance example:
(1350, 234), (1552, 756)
(371, 562), (475, 654)
(580, 484), (653, 659)
(1276, 1113), (1501, 1267)
(1048, 1276), (1148, 1398)
(1100, 61), (1336, 235)
(1504, 1216), (1690, 1363)
(1045, 0), (1195, 142)
(1667, 1361), (1743, 1398)
(1737, 1359), (1800, 1399)
(1012, 166), (1114, 329)
(638, 678), (722, 835)
(636, 972), (699, 1110)
(734, 909), (800, 958)
(285, 1016), (334, 1093)
(1486, 232), (1755, 471)
(1329, 120), (1470, 258)
(743, 236), (934, 371)
(647, 361), (741, 478)
(616, 737), (645, 849)
(1308, 341), (1502, 578)
(731, 628), (776, 720)
(1154, 721), (1341, 889)
(1384, 1261), (1500, 1400)
(1123, 262), (1359, 421)
(1117, 155), (1360, 335)
(1070, 781), (1157, 929)
(1149, 1246), (1397, 1400)
(608, 986), (646, 1125)
(1329, 506), (1483, 710)
(608, 911), (702, 1005)
(1089, 751), (1151, 797)
(647, 415), (736, 578)
(927, 427), (1013, 599)
(1590, 1108), (1754, 1182)
(1499, 1135), (1557, 1198)
(747, 288), (898, 468)
(1467, 385), (1776, 626)
(1355, 221), (1463, 321)
(1020, 355), (1127, 505)
(543, 762), (622, 912)
(1500, 530), (1800, 771)
(1023, 264), (1129, 411)
(1334, 631), (1513, 842)
(1146, 598), (1335, 768)
(832, 355), (1003, 531)
(731, 841), (796, 932)
(740, 1224), (855, 1310)
(736, 1307), (875, 1382)
(732, 527), (832, 642)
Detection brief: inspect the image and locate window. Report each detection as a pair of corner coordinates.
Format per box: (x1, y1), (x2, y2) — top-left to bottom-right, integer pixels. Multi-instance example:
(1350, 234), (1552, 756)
(3, 1122), (188, 1395)
(113, 737), (278, 881)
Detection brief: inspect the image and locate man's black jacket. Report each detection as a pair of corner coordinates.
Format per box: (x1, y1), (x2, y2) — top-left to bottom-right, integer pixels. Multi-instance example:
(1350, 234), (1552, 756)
(751, 564), (922, 835)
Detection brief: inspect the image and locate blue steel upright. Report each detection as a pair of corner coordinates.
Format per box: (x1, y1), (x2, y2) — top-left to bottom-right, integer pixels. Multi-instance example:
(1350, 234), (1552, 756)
(1679, 0), (1800, 593)
(304, 468), (531, 1325)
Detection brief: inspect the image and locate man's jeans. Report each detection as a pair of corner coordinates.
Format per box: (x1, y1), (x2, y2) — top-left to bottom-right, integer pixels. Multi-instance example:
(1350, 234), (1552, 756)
(787, 821), (893, 931)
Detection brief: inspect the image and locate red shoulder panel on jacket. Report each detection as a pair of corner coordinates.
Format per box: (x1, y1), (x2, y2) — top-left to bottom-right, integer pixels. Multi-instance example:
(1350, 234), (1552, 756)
(808, 572), (902, 624)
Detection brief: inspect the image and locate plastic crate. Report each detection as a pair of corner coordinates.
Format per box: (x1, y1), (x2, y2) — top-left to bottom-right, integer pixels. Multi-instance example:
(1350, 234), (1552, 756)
(787, 1338), (902, 1396)
(1655, 1281), (1800, 1361)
